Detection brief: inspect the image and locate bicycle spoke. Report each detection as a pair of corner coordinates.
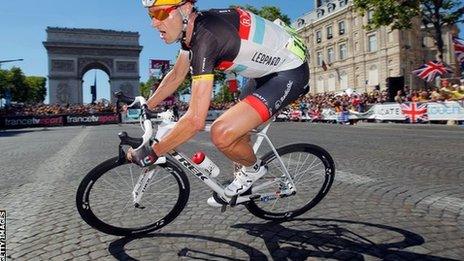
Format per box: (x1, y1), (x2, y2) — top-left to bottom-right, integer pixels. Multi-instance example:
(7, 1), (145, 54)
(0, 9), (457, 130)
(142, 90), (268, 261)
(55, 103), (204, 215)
(113, 168), (134, 190)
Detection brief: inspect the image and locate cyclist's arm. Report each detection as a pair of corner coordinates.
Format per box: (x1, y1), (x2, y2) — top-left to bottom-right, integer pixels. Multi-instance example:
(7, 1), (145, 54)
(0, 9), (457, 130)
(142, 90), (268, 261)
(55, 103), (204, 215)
(146, 50), (190, 110)
(153, 75), (214, 156)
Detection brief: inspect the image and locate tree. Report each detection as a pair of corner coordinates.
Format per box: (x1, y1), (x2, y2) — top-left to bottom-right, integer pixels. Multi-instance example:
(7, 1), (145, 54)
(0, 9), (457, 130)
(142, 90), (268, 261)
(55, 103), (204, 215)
(232, 5), (291, 24)
(353, 0), (464, 61)
(0, 67), (47, 103)
(24, 76), (47, 103)
(8, 67), (28, 102)
(213, 82), (235, 103)
(139, 76), (159, 98)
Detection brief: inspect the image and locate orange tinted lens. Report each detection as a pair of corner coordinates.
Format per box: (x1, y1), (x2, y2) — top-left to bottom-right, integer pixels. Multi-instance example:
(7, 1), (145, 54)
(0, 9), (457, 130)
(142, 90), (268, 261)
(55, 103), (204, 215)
(148, 9), (169, 20)
(148, 7), (175, 21)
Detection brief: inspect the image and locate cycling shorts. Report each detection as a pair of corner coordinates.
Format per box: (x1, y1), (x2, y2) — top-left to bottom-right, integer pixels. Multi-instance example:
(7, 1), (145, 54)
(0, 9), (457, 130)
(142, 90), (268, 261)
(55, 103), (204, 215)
(241, 61), (310, 121)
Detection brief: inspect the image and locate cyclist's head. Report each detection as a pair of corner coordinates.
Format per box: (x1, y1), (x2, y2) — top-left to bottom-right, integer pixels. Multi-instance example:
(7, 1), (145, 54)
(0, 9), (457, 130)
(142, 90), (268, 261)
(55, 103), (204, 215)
(142, 0), (196, 44)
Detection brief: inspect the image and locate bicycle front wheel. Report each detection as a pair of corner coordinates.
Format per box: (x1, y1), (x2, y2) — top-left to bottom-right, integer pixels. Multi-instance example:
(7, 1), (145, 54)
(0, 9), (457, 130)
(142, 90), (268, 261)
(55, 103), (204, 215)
(246, 143), (335, 221)
(76, 156), (190, 236)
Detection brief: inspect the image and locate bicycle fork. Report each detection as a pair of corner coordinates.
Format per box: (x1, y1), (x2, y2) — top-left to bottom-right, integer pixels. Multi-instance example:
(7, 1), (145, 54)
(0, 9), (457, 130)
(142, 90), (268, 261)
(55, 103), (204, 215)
(131, 158), (166, 208)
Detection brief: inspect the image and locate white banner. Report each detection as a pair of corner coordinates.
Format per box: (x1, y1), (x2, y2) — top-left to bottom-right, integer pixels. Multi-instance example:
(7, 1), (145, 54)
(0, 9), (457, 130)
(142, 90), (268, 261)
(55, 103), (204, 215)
(427, 101), (464, 121)
(372, 103), (405, 120)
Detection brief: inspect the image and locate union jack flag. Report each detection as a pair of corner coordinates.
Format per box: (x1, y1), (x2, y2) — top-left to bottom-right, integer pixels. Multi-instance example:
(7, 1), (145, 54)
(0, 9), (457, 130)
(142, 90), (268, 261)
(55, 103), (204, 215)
(453, 37), (464, 68)
(401, 102), (427, 123)
(412, 61), (453, 82)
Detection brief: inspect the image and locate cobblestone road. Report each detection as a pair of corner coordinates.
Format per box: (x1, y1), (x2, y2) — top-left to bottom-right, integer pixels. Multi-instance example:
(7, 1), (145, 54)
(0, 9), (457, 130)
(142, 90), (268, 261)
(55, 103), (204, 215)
(1, 123), (463, 260)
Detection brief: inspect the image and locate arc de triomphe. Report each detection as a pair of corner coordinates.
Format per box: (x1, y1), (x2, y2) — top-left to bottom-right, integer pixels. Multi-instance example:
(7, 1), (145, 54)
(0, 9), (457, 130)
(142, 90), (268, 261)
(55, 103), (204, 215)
(43, 27), (143, 104)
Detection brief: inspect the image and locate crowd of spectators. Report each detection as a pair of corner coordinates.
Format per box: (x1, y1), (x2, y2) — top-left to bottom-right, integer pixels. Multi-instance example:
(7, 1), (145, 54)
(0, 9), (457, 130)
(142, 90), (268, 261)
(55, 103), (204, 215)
(0, 102), (116, 117)
(1, 79), (463, 118)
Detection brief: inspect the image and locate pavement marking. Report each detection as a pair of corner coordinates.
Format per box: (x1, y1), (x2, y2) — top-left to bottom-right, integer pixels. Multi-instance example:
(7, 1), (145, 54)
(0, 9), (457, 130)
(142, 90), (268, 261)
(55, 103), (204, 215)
(4, 127), (90, 238)
(336, 170), (377, 185)
(420, 195), (464, 212)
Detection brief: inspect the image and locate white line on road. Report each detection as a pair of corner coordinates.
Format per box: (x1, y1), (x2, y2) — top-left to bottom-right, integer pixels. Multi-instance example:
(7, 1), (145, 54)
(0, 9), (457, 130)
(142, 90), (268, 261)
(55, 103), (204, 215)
(336, 170), (377, 185)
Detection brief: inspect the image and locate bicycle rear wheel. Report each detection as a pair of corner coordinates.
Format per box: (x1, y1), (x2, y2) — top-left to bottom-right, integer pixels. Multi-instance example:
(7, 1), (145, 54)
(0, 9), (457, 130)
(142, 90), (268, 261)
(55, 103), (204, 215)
(245, 143), (335, 221)
(76, 156), (190, 236)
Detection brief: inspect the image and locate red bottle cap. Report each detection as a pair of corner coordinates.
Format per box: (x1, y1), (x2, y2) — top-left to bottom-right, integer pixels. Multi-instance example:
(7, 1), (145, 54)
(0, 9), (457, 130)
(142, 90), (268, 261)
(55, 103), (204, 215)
(191, 151), (205, 164)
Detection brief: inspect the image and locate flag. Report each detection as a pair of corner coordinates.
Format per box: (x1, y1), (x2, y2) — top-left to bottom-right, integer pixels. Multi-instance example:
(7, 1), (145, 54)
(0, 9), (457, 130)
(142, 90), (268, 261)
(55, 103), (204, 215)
(412, 61), (453, 82)
(453, 37), (464, 68)
(321, 60), (328, 71)
(401, 102), (427, 123)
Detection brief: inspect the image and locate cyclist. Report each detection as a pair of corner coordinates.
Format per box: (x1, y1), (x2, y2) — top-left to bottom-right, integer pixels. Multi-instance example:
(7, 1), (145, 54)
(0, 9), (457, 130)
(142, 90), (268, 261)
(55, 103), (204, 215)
(128, 0), (309, 206)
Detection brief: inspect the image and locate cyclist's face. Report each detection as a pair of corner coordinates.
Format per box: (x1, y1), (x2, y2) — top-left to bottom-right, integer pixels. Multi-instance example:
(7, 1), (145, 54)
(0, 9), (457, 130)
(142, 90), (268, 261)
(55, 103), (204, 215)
(149, 5), (182, 44)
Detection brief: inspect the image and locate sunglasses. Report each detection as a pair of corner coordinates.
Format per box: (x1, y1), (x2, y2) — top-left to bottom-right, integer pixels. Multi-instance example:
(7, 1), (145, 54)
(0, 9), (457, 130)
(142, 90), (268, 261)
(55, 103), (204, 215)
(148, 5), (178, 21)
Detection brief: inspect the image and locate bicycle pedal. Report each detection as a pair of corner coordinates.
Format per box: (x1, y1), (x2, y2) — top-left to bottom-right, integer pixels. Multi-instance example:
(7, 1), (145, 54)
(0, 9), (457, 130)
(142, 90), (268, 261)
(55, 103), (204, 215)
(229, 195), (238, 207)
(134, 203), (145, 209)
(221, 205), (227, 213)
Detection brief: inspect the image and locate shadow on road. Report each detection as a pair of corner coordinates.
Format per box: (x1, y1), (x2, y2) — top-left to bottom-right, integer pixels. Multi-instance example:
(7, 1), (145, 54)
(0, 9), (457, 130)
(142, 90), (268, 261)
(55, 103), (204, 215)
(232, 218), (458, 260)
(108, 232), (268, 261)
(107, 218), (458, 260)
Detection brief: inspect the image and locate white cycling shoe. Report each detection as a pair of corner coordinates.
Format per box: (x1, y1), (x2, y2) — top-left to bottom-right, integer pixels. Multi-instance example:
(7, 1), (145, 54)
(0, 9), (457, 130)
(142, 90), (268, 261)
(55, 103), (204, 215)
(207, 196), (224, 207)
(224, 164), (267, 197)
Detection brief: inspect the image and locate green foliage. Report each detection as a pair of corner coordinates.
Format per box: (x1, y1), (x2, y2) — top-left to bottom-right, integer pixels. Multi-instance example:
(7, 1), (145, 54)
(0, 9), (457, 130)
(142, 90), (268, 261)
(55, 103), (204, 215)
(139, 76), (159, 98)
(231, 4), (291, 24)
(24, 76), (47, 103)
(213, 82), (235, 103)
(353, 0), (464, 59)
(0, 67), (46, 103)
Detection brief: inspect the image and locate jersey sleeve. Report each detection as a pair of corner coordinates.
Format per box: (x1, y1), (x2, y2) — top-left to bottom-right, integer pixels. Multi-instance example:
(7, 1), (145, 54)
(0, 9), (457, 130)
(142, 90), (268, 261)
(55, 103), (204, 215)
(190, 29), (220, 80)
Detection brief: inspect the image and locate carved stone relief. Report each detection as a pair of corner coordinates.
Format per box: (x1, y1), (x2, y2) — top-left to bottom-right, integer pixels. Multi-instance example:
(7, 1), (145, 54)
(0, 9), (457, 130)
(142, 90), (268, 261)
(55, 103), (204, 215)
(116, 61), (137, 73)
(56, 83), (69, 104)
(51, 60), (75, 72)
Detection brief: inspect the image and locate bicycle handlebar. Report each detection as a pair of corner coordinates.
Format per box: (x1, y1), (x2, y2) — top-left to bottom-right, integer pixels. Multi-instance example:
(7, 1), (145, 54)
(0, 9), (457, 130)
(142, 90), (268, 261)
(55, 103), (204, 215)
(115, 92), (155, 150)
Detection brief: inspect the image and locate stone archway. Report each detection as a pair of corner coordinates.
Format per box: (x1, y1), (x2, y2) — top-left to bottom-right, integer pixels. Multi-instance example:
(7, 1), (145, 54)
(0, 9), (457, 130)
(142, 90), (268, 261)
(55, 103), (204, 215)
(43, 27), (143, 104)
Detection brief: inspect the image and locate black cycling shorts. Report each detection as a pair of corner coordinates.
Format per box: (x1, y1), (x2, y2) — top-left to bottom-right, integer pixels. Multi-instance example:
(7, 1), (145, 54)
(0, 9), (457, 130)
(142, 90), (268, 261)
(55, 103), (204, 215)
(240, 62), (310, 121)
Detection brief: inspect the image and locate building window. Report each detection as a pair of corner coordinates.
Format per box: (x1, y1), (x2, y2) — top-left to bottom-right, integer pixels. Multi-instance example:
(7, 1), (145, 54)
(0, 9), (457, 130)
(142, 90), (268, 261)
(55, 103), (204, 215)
(327, 3), (336, 13)
(317, 9), (324, 18)
(367, 10), (374, 23)
(327, 26), (333, 39)
(327, 47), (335, 63)
(339, 0), (348, 7)
(328, 74), (336, 92)
(340, 71), (348, 89)
(317, 51), (324, 66)
(316, 30), (322, 43)
(354, 41), (359, 51)
(297, 18), (305, 27)
(368, 65), (379, 85)
(368, 34), (377, 52)
(317, 76), (325, 92)
(338, 21), (346, 35)
(339, 43), (347, 60)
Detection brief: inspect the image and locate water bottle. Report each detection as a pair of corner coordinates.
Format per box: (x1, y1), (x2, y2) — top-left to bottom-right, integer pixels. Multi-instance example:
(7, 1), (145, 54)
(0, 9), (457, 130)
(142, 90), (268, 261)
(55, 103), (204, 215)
(191, 151), (220, 178)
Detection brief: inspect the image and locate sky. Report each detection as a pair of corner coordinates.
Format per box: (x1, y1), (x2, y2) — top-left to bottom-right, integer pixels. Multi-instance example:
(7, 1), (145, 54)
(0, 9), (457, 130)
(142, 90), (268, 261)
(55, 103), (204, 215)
(0, 1), (463, 104)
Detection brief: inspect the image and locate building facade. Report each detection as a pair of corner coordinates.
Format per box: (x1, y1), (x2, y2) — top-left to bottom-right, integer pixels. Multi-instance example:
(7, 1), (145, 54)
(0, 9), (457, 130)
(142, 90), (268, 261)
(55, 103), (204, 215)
(293, 0), (458, 94)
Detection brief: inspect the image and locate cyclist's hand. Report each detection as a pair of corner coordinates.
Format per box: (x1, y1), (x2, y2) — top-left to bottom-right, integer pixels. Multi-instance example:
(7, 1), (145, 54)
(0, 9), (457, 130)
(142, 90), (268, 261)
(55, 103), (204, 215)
(127, 145), (158, 167)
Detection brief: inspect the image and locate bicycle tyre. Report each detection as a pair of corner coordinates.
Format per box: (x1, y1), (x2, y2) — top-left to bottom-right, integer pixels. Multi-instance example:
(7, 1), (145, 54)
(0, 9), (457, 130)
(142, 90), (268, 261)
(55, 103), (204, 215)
(76, 156), (190, 236)
(245, 143), (335, 221)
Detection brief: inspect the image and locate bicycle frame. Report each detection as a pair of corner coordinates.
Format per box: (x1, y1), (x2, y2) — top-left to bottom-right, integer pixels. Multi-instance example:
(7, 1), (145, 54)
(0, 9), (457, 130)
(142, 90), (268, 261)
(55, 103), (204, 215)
(121, 96), (296, 207)
(131, 120), (295, 207)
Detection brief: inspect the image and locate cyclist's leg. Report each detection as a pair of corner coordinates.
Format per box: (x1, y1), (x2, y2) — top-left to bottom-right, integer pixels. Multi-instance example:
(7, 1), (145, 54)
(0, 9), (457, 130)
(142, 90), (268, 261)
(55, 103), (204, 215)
(211, 101), (263, 166)
(211, 62), (310, 166)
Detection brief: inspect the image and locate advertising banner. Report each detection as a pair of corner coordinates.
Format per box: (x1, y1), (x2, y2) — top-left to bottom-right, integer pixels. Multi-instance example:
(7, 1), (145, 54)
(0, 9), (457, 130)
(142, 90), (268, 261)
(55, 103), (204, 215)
(427, 101), (464, 121)
(65, 113), (119, 126)
(372, 103), (405, 121)
(1, 115), (64, 129)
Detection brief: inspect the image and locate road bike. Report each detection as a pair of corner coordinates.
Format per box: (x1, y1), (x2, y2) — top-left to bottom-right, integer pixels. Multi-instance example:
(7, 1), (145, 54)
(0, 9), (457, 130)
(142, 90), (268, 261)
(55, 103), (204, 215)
(76, 93), (335, 236)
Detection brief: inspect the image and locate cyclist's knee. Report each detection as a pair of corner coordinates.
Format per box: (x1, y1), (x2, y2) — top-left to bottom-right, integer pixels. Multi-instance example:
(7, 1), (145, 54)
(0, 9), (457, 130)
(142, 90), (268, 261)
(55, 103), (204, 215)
(210, 120), (235, 150)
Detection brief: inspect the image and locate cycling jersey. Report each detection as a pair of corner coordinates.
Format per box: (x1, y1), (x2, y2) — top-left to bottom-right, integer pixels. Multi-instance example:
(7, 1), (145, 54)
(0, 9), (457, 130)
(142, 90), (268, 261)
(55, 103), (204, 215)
(185, 8), (308, 80)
